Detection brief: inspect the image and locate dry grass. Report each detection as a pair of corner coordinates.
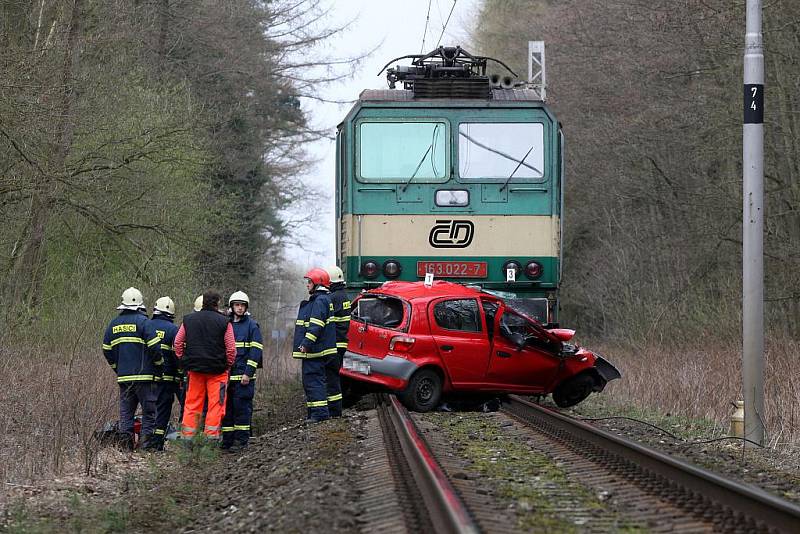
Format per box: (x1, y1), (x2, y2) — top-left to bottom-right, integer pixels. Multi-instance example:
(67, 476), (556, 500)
(0, 337), (302, 489)
(0, 346), (118, 486)
(595, 337), (800, 448)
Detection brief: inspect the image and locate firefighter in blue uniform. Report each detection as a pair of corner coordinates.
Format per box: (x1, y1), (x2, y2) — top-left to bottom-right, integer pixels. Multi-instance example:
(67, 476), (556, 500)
(293, 268), (337, 422)
(324, 265), (349, 417)
(222, 291), (263, 451)
(102, 287), (163, 450)
(146, 296), (180, 451)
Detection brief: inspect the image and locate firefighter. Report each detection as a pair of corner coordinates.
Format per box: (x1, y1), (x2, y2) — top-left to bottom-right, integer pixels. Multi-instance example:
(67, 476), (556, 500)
(102, 287), (163, 450)
(221, 291), (263, 451)
(293, 268), (337, 422)
(146, 296), (180, 451)
(324, 265), (349, 417)
(174, 291), (236, 441)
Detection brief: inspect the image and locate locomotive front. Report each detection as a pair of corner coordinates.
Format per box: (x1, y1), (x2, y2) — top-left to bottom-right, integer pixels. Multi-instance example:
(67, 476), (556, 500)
(335, 46), (563, 324)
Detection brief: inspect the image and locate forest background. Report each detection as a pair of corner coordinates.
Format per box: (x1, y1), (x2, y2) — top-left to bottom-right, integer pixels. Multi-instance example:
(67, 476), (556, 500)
(0, 0), (798, 484)
(472, 0), (800, 448)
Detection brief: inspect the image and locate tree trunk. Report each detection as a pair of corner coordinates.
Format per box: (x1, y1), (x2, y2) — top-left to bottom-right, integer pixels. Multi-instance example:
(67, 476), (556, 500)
(5, 0), (82, 312)
(158, 0), (170, 69)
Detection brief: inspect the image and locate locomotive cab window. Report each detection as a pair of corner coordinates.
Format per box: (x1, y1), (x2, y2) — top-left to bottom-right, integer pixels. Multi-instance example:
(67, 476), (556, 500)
(357, 120), (449, 182)
(458, 123), (545, 180)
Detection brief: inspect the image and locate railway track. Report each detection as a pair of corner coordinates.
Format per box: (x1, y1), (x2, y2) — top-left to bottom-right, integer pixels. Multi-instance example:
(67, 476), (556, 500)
(502, 394), (800, 533)
(358, 394), (800, 533)
(357, 394), (480, 533)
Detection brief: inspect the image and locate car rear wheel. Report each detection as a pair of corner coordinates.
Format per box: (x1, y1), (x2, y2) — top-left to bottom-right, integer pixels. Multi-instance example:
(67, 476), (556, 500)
(399, 369), (442, 412)
(552, 373), (596, 408)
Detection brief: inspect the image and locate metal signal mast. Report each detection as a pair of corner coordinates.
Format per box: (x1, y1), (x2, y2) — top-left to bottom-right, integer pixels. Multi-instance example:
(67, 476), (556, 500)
(742, 0), (765, 447)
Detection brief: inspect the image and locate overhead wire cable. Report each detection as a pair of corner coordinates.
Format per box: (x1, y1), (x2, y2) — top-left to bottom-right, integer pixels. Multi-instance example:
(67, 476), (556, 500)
(435, 0), (458, 47)
(420, 0), (433, 53)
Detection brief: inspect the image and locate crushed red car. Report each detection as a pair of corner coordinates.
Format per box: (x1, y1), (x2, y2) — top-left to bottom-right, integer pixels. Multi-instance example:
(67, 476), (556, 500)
(340, 281), (621, 412)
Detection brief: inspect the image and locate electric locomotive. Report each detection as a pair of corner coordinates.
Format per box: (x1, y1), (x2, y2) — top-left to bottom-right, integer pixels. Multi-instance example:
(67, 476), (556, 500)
(335, 46), (563, 324)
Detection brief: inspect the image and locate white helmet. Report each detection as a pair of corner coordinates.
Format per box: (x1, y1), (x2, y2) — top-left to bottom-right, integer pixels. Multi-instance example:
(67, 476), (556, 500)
(193, 295), (203, 312)
(228, 291), (249, 306)
(326, 265), (344, 284)
(117, 287), (144, 310)
(153, 296), (175, 316)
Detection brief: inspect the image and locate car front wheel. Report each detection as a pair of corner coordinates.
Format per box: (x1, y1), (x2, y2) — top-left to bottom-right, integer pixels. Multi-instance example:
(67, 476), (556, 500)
(399, 369), (442, 412)
(552, 373), (596, 408)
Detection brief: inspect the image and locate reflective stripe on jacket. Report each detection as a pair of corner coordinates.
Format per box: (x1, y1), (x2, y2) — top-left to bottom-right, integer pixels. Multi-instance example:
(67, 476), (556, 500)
(292, 290), (336, 359)
(150, 315), (180, 380)
(328, 283), (351, 349)
(230, 313), (263, 379)
(102, 310), (161, 382)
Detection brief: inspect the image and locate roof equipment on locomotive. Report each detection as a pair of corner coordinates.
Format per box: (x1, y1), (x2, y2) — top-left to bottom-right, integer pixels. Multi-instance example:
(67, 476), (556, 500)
(378, 46), (519, 98)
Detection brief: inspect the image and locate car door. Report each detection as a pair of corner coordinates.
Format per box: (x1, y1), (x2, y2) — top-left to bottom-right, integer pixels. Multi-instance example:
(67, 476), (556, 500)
(485, 306), (562, 391)
(429, 297), (491, 388)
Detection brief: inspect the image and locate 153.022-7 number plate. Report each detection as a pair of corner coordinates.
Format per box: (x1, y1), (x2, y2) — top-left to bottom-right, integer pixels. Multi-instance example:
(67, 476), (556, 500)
(416, 261), (487, 278)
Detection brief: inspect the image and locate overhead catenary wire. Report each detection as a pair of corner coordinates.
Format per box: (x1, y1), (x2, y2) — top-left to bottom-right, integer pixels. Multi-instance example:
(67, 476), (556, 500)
(420, 0), (433, 53)
(435, 0), (458, 48)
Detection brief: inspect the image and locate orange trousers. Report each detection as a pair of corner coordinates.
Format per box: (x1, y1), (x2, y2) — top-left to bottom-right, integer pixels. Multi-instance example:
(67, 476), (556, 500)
(181, 370), (228, 438)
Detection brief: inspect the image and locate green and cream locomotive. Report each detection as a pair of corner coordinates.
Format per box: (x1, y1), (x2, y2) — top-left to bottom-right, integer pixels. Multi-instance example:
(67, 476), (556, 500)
(335, 46), (563, 324)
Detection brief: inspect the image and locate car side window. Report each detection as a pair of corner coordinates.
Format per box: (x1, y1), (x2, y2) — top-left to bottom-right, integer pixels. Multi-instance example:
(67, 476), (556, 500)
(433, 299), (482, 332)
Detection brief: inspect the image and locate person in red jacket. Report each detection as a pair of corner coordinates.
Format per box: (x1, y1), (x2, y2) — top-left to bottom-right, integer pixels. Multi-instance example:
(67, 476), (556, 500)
(174, 291), (236, 441)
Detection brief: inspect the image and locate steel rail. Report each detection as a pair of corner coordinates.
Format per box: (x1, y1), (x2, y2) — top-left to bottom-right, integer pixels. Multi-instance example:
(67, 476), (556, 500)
(505, 395), (800, 533)
(381, 394), (481, 534)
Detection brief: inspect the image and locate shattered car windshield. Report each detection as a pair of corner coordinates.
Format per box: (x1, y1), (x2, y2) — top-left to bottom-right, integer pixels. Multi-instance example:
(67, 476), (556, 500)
(503, 298), (548, 325)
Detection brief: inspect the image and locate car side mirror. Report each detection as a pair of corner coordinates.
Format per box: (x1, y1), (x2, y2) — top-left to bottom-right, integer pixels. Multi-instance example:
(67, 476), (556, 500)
(509, 332), (526, 350)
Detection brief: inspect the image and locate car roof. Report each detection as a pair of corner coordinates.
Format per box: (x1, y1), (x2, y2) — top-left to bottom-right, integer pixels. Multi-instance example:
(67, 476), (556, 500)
(362, 281), (491, 303)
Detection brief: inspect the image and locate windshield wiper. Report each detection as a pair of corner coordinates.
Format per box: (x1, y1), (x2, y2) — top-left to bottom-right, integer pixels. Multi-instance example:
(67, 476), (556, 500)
(401, 144), (433, 192)
(402, 124), (441, 192)
(459, 131), (542, 175)
(499, 145), (535, 192)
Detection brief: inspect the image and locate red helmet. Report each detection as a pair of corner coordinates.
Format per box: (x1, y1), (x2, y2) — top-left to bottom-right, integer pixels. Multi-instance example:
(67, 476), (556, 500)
(304, 267), (330, 288)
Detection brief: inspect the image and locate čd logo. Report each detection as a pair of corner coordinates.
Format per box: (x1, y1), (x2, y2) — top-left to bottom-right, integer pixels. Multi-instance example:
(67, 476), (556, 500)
(429, 219), (474, 248)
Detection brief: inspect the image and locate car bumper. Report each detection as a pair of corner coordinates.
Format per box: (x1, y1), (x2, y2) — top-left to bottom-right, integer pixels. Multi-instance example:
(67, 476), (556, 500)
(340, 350), (419, 391)
(592, 355), (622, 391)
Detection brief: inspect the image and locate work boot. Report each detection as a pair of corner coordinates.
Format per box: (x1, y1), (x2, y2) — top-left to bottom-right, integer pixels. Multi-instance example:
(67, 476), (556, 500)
(304, 417), (328, 424)
(142, 435), (164, 452)
(225, 440), (248, 453)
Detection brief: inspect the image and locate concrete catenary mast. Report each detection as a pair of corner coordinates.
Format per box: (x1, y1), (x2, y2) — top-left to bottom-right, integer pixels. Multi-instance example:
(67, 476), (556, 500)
(742, 0), (765, 447)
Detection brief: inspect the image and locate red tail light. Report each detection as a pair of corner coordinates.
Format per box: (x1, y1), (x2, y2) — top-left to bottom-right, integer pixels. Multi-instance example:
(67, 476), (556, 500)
(361, 260), (379, 279)
(524, 260), (542, 279)
(389, 335), (415, 353)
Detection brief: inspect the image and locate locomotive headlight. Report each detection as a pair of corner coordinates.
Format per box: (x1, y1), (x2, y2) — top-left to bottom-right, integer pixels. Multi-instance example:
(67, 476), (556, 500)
(361, 261), (379, 279)
(383, 260), (402, 279)
(524, 260), (543, 279)
(435, 189), (469, 207)
(502, 260), (522, 279)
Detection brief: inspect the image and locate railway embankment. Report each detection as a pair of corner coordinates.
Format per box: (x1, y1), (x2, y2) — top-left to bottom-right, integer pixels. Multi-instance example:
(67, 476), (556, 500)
(2, 390), (799, 532)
